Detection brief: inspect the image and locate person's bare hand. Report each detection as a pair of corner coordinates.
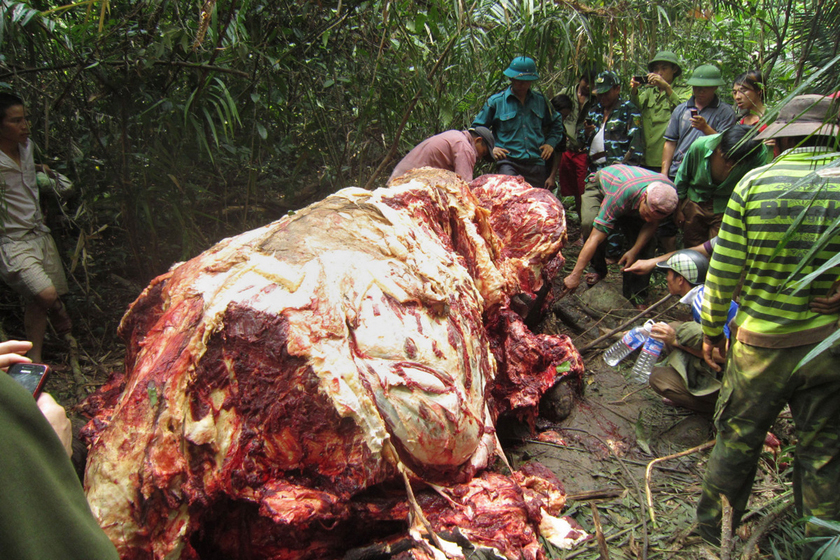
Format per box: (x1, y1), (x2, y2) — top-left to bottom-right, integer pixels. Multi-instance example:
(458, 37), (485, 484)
(37, 393), (73, 457)
(544, 175), (556, 190)
(559, 273), (582, 298)
(647, 73), (667, 89)
(617, 250), (639, 269)
(811, 280), (840, 314)
(492, 147), (509, 161)
(690, 114), (711, 134)
(540, 144), (554, 160)
(0, 340), (33, 370)
(703, 335), (727, 372)
(650, 322), (677, 346)
(623, 258), (657, 276)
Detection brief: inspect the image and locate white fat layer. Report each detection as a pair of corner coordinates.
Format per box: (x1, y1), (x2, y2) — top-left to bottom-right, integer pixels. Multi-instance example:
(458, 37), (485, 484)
(86, 172), (571, 555)
(539, 510), (590, 550)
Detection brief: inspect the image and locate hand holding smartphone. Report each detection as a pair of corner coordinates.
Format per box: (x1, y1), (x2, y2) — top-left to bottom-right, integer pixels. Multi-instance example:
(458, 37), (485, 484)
(633, 75), (648, 85)
(7, 363), (50, 398)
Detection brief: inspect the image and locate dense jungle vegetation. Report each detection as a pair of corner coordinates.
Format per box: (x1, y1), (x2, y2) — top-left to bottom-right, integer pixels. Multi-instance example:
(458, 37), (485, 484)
(3, 2), (840, 558)
(1, 0), (839, 347)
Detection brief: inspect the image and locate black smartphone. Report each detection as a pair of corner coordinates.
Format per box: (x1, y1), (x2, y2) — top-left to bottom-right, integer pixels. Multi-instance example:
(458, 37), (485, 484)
(7, 363), (50, 398)
(633, 75), (648, 84)
(689, 107), (699, 118)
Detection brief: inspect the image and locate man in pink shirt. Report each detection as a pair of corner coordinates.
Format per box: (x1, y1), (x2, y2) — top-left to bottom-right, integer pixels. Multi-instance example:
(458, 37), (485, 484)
(388, 127), (494, 184)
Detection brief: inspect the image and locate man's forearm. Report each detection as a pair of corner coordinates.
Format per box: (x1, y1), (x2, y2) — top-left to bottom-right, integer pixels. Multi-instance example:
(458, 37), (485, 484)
(661, 140), (676, 176)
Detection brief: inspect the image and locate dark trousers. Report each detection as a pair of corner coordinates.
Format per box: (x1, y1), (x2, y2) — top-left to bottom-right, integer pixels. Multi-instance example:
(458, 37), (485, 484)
(682, 199), (722, 247)
(581, 174), (655, 303)
(496, 158), (548, 189)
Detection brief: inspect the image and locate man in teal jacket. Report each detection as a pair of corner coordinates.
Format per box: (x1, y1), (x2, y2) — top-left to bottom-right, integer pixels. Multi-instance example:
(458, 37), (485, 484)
(472, 56), (564, 189)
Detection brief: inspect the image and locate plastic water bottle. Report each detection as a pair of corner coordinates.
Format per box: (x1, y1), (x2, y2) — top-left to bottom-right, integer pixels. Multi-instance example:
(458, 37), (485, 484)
(631, 332), (665, 382)
(603, 321), (654, 366)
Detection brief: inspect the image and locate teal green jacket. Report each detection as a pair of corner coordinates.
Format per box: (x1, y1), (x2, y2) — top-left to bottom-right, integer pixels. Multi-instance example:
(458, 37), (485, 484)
(472, 87), (564, 163)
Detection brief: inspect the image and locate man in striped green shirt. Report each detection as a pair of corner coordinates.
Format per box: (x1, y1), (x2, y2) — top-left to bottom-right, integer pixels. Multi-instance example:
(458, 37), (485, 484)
(697, 95), (840, 555)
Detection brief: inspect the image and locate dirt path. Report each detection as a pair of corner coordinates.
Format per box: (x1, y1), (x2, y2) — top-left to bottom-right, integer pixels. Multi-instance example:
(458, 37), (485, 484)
(507, 220), (799, 560)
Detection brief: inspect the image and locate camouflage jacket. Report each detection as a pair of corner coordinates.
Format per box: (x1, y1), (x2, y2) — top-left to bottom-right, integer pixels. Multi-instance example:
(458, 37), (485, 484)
(578, 98), (644, 170)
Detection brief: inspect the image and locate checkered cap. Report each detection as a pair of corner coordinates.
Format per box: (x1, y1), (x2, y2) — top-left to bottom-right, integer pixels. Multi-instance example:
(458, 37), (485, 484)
(656, 249), (709, 285)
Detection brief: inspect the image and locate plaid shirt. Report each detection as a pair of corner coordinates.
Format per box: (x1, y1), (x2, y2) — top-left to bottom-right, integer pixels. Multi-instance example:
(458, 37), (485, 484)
(591, 164), (674, 233)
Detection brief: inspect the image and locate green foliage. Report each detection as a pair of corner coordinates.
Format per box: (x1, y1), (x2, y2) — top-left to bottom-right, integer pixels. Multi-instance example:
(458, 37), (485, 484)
(803, 517), (840, 560)
(1, 0), (836, 283)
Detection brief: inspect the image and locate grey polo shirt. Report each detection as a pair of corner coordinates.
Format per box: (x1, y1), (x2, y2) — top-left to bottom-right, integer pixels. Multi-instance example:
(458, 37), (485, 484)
(0, 140), (50, 240)
(663, 95), (737, 178)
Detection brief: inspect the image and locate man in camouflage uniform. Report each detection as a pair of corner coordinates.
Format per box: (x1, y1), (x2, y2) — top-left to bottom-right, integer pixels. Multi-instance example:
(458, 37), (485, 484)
(699, 95), (840, 558)
(578, 70), (644, 171)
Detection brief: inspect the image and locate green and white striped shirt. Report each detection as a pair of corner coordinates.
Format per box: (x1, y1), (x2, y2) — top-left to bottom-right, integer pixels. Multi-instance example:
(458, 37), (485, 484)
(701, 147), (840, 347)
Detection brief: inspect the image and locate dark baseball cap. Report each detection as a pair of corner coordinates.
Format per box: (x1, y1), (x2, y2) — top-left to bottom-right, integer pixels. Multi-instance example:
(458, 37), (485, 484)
(469, 126), (496, 160)
(594, 71), (620, 94)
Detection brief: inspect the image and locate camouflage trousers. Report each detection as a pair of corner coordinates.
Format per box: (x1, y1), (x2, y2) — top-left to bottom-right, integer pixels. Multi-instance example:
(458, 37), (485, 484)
(696, 339), (840, 557)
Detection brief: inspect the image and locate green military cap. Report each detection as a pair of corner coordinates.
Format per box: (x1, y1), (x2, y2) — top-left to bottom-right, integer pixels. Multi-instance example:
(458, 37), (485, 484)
(504, 57), (539, 81)
(648, 51), (683, 78)
(593, 71), (620, 94)
(687, 64), (725, 87)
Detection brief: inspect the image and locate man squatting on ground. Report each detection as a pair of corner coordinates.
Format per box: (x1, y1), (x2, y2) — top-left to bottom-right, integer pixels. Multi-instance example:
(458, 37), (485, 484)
(697, 94), (840, 557)
(647, 248), (737, 415)
(387, 126), (495, 185)
(472, 56), (564, 189)
(558, 164), (678, 303)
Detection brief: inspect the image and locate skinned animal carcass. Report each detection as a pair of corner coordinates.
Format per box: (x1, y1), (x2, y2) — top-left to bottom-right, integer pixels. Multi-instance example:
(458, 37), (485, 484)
(83, 169), (585, 559)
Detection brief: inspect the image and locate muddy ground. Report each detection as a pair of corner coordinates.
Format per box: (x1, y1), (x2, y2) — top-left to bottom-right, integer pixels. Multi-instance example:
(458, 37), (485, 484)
(499, 218), (799, 560)
(0, 215), (800, 560)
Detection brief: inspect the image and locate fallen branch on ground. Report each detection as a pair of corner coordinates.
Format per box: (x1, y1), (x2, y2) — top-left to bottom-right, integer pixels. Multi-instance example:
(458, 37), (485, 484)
(645, 439), (716, 525)
(589, 501), (611, 559)
(578, 294), (675, 352)
(721, 494), (733, 560)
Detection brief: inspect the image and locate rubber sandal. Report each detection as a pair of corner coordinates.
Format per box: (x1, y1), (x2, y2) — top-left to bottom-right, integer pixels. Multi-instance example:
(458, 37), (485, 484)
(585, 272), (603, 286)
